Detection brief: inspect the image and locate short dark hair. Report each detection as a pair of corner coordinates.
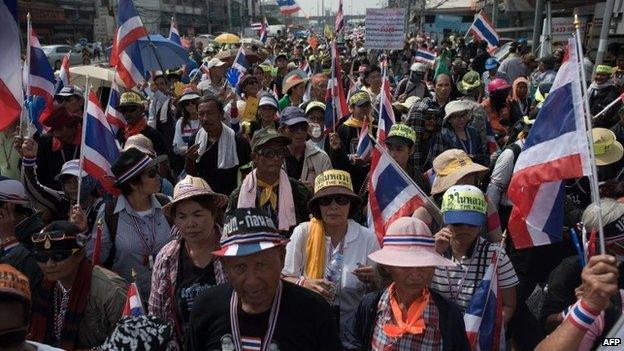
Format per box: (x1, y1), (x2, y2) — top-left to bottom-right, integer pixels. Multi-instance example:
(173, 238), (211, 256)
(197, 95), (225, 112)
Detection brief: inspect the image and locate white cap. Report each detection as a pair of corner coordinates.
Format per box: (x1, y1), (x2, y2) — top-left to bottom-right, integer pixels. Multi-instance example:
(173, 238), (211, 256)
(0, 177), (29, 205)
(54, 159), (87, 181)
(410, 62), (427, 73)
(207, 58), (226, 69)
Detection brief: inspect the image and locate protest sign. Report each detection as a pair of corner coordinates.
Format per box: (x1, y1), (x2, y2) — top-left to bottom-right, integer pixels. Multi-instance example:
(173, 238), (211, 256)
(365, 8), (406, 50)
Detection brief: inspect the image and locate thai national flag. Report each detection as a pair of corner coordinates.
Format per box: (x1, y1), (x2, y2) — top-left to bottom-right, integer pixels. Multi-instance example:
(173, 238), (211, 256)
(110, 0), (149, 89)
(356, 120), (371, 158)
(0, 0), (23, 131)
(259, 17), (269, 44)
(54, 52), (71, 95)
(335, 0), (345, 33)
(376, 58), (395, 143)
(82, 91), (121, 194)
(277, 0), (300, 15)
(241, 337), (262, 351)
(468, 10), (499, 51)
(415, 48), (437, 66)
(299, 59), (311, 77)
(105, 78), (126, 133)
(168, 17), (181, 45)
(464, 248), (505, 351)
(507, 38), (592, 249)
(229, 46), (249, 87)
(27, 27), (56, 125)
(324, 40), (349, 132)
(122, 281), (145, 317)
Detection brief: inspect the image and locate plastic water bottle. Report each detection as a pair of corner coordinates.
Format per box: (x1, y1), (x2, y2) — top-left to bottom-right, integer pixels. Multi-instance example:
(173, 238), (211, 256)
(324, 253), (344, 304)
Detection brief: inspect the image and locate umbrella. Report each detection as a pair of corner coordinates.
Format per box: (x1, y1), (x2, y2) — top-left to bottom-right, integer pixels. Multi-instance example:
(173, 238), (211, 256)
(69, 64), (115, 89)
(137, 34), (189, 72)
(215, 48), (262, 65)
(241, 38), (265, 47)
(214, 33), (241, 44)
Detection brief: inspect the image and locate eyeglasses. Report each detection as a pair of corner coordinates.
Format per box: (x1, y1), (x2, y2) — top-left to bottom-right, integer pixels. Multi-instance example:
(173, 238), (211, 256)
(34, 249), (79, 263)
(258, 148), (289, 159)
(0, 326), (28, 349)
(318, 195), (351, 207)
(143, 167), (158, 178)
(31, 231), (72, 244)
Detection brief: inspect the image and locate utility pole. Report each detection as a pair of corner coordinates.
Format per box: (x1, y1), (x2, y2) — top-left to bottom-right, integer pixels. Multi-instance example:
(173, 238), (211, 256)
(420, 0), (425, 33)
(406, 0), (412, 36)
(595, 0), (616, 72)
(531, 0), (544, 54)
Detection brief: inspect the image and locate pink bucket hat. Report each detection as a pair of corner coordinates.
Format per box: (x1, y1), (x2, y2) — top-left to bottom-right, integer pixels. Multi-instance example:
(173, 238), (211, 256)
(368, 217), (456, 268)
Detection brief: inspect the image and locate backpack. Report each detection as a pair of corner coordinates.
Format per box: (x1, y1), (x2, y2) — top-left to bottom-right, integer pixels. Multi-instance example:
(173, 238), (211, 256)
(102, 193), (171, 269)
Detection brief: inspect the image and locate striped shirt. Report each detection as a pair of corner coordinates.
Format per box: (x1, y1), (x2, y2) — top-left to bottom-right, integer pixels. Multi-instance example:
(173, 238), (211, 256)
(430, 237), (518, 311)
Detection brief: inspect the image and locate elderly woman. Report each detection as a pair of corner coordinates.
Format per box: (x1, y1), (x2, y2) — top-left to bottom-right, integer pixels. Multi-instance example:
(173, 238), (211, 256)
(149, 175), (228, 349)
(431, 185), (518, 324)
(345, 217), (470, 350)
(87, 147), (172, 300)
(283, 170), (379, 340)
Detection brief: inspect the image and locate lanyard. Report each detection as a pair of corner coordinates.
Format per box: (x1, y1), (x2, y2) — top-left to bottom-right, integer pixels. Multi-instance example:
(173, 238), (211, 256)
(444, 244), (478, 300)
(230, 281), (283, 351)
(456, 127), (473, 156)
(129, 213), (157, 265)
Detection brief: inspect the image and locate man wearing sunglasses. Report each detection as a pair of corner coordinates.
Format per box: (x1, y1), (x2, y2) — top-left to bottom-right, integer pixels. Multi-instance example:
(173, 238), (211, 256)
(29, 221), (127, 350)
(228, 127), (311, 236)
(115, 92), (168, 158)
(54, 86), (84, 115)
(0, 264), (62, 351)
(278, 106), (331, 190)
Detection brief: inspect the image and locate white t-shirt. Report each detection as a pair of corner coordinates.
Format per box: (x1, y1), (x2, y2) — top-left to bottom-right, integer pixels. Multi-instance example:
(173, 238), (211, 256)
(26, 341), (64, 351)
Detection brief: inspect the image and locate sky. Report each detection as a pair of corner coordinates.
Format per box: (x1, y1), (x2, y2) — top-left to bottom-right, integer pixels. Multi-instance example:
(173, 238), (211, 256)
(295, 0), (383, 16)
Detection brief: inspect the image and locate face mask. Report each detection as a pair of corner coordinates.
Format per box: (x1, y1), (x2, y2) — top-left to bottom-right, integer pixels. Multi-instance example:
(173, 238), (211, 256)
(309, 123), (322, 138)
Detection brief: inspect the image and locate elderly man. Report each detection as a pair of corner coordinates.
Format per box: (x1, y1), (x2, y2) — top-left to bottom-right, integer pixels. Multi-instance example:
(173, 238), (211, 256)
(185, 95), (251, 195)
(345, 217), (469, 350)
(116, 92), (168, 156)
(228, 128), (311, 235)
(30, 221), (127, 350)
(589, 64), (622, 128)
(186, 208), (342, 351)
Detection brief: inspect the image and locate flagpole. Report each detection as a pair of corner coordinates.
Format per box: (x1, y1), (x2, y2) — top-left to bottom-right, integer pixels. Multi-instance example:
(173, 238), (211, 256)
(575, 15), (606, 254)
(591, 93), (624, 121)
(77, 76), (89, 209)
(23, 13), (32, 138)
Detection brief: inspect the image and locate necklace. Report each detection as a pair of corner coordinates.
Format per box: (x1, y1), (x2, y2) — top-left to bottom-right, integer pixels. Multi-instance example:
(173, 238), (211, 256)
(53, 282), (71, 343)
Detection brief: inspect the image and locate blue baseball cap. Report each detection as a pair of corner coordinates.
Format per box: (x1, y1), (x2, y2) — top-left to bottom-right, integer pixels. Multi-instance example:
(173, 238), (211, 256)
(485, 57), (499, 70)
(441, 185), (487, 227)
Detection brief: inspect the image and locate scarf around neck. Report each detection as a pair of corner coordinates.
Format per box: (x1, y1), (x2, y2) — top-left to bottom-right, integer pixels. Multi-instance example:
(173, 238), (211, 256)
(383, 284), (430, 338)
(124, 118), (147, 140)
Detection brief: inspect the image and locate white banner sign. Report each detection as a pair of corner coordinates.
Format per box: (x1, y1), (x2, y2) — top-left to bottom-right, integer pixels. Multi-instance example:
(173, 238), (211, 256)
(365, 8), (406, 50)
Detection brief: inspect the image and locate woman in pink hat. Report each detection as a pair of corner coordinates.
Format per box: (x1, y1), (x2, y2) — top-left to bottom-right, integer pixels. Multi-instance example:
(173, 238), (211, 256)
(344, 217), (470, 350)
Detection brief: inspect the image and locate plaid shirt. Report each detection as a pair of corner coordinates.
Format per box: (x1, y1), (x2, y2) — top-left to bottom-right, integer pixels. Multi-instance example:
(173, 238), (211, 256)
(371, 287), (443, 351)
(404, 97), (446, 171)
(148, 228), (227, 350)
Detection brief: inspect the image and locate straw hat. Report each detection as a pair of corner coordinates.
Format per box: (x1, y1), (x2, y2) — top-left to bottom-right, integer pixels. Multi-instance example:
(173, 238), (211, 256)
(368, 217), (456, 267)
(308, 170), (361, 208)
(282, 71), (310, 94)
(593, 128), (624, 166)
(162, 175), (228, 218)
(430, 149), (488, 195)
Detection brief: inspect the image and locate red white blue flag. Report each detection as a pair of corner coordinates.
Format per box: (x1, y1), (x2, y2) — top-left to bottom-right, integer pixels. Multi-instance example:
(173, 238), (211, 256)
(507, 38), (592, 249)
(83, 91), (120, 194)
(105, 78), (126, 133)
(241, 337), (262, 351)
(324, 40), (349, 132)
(276, 0), (300, 15)
(110, 0), (149, 89)
(259, 17), (269, 44)
(27, 27), (56, 125)
(54, 52), (71, 95)
(335, 0), (345, 33)
(356, 119), (372, 158)
(415, 48), (437, 66)
(122, 281), (144, 317)
(168, 17), (181, 45)
(0, 0), (22, 131)
(468, 11), (499, 51)
(464, 248), (505, 351)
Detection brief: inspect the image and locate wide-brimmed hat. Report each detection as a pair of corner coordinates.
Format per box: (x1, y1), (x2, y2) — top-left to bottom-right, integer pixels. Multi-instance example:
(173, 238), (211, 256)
(368, 217), (456, 267)
(163, 175), (228, 218)
(457, 71), (482, 95)
(443, 100), (473, 123)
(441, 185), (487, 227)
(54, 159), (87, 181)
(111, 148), (167, 187)
(0, 176), (29, 205)
(393, 96), (420, 112)
(308, 170), (361, 208)
(593, 128), (624, 166)
(282, 72), (309, 94)
(0, 264), (31, 306)
(212, 208), (288, 257)
(123, 134), (156, 157)
(431, 149), (488, 195)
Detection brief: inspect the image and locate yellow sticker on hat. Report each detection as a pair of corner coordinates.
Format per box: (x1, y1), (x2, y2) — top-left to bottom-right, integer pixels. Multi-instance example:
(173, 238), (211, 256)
(388, 124), (416, 143)
(314, 170), (353, 193)
(441, 185), (487, 214)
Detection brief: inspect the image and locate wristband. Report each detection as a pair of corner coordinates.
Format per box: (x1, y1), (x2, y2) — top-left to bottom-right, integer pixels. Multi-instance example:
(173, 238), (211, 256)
(22, 156), (36, 166)
(566, 299), (601, 331)
(296, 277), (306, 286)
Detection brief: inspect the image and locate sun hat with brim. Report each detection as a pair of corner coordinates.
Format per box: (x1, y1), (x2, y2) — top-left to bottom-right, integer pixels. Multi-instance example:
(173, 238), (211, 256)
(457, 71), (482, 95)
(251, 127), (291, 151)
(55, 159), (87, 181)
(178, 92), (201, 105)
(441, 185), (487, 227)
(431, 149), (489, 195)
(162, 175), (228, 218)
(0, 264), (31, 306)
(282, 73), (310, 94)
(305, 101), (326, 114)
(443, 100), (473, 123)
(111, 148), (167, 187)
(393, 96), (421, 111)
(368, 217), (456, 267)
(116, 92), (144, 109)
(596, 64), (614, 75)
(212, 208), (289, 257)
(308, 170), (362, 208)
(385, 124), (416, 146)
(593, 128), (624, 166)
(0, 176), (29, 205)
(123, 134), (156, 157)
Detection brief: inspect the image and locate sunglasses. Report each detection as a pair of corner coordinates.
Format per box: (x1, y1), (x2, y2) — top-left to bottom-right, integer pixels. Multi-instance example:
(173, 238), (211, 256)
(318, 195), (351, 207)
(31, 231), (73, 244)
(118, 105), (139, 114)
(258, 148), (289, 159)
(34, 249), (79, 263)
(0, 326), (28, 349)
(143, 167), (158, 178)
